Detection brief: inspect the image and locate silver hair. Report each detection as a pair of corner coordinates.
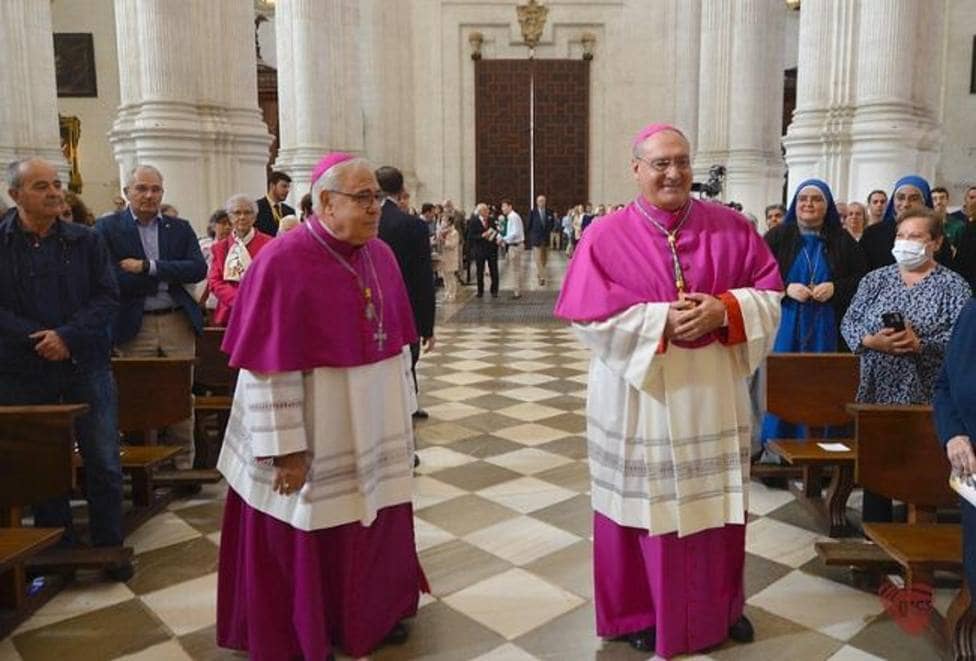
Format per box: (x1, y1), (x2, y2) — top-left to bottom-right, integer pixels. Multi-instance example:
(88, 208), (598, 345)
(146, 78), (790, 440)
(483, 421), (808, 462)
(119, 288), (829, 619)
(124, 164), (164, 189)
(475, 202), (488, 214)
(224, 193), (258, 215)
(6, 158), (57, 190)
(310, 157), (371, 214)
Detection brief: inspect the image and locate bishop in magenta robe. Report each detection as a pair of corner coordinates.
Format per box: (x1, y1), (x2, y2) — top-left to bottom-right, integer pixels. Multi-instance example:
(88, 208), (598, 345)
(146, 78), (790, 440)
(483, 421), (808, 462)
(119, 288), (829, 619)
(555, 124), (783, 658)
(215, 153), (428, 660)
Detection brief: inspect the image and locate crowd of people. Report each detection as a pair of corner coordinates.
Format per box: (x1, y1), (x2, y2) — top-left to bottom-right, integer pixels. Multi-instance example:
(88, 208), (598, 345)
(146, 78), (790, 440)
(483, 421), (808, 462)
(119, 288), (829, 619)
(4, 126), (976, 659)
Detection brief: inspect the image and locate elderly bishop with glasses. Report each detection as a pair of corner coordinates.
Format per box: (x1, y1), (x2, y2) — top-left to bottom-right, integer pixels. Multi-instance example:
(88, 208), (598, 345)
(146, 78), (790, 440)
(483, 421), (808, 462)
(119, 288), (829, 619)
(215, 153), (428, 660)
(555, 124), (783, 658)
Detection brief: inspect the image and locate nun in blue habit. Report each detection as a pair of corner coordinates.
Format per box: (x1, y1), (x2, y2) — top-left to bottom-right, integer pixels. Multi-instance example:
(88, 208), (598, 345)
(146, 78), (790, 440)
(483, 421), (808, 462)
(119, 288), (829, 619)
(759, 178), (867, 448)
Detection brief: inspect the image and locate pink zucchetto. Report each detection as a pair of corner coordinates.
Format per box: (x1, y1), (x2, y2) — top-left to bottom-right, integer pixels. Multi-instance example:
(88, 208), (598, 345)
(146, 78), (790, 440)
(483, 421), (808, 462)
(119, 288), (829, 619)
(631, 123), (686, 150)
(310, 152), (356, 187)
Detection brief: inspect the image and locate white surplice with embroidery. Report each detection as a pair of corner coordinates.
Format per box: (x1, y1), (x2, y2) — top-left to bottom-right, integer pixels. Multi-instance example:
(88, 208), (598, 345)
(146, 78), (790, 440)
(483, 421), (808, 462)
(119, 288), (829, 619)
(217, 346), (417, 531)
(574, 288), (782, 538)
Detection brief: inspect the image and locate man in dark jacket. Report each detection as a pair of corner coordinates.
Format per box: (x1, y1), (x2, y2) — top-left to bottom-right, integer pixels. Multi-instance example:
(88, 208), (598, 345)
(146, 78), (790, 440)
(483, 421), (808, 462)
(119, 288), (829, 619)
(527, 194), (555, 286)
(376, 166), (436, 419)
(466, 203), (501, 298)
(254, 171), (295, 237)
(0, 158), (129, 580)
(95, 165), (207, 469)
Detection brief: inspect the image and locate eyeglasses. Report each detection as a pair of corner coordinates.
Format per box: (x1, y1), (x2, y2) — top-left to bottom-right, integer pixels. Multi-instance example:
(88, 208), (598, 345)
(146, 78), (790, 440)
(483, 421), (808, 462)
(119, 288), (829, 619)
(635, 156), (692, 173)
(327, 189), (385, 209)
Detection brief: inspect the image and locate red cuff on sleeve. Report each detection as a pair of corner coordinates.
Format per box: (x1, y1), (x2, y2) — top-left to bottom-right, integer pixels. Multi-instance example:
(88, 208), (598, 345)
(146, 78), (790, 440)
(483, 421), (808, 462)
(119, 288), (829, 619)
(718, 292), (747, 345)
(656, 336), (668, 354)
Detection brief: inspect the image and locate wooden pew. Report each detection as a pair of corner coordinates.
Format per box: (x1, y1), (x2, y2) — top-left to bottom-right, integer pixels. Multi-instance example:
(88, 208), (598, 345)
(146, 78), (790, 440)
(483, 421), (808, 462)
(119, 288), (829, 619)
(0, 405), (128, 637)
(109, 358), (218, 530)
(192, 327), (237, 468)
(112, 357), (194, 440)
(763, 353), (860, 536)
(817, 404), (971, 657)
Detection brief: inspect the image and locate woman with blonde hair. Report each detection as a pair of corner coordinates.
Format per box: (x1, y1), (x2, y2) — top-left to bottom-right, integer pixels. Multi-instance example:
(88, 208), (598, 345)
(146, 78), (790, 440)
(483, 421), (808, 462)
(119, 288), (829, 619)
(436, 216), (461, 301)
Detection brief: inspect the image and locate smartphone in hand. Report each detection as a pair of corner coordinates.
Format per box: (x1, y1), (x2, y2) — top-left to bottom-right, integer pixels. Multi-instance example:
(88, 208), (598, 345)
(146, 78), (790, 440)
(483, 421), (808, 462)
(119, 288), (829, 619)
(882, 311), (906, 332)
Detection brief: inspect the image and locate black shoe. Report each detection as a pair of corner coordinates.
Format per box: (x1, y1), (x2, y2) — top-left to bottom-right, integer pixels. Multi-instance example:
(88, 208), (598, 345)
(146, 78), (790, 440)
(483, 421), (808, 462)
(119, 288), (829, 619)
(728, 615), (754, 643)
(490, 292), (498, 298)
(383, 622), (409, 645)
(476, 292), (484, 298)
(626, 628), (655, 653)
(412, 409), (429, 420)
(105, 561), (134, 583)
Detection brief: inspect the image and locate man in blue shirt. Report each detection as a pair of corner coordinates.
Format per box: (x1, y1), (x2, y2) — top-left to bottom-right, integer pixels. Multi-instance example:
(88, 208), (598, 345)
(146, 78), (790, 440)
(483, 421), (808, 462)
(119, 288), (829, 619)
(95, 165), (207, 470)
(0, 158), (129, 580)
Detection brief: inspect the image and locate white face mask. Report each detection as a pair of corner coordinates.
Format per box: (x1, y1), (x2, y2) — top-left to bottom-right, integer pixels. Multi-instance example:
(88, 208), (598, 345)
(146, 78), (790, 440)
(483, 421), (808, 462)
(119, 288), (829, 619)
(891, 239), (929, 270)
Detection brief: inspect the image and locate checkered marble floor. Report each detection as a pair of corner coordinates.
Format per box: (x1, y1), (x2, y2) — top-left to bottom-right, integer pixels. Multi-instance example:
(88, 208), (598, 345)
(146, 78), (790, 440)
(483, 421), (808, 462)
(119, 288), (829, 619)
(2, 255), (961, 660)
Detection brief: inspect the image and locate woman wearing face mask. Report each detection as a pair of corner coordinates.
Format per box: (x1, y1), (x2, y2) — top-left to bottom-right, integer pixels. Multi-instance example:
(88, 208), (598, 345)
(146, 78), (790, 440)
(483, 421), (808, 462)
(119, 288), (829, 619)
(841, 207), (970, 522)
(759, 179), (866, 454)
(859, 175), (954, 271)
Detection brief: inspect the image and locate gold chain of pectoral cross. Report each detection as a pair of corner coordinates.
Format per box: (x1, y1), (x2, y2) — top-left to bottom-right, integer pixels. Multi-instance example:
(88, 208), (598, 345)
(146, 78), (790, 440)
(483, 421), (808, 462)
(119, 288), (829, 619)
(634, 198), (692, 294)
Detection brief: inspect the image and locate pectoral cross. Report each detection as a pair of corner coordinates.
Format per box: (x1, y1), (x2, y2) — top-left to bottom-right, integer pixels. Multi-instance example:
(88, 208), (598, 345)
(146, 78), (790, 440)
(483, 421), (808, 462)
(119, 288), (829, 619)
(374, 326), (387, 350)
(667, 233), (686, 294)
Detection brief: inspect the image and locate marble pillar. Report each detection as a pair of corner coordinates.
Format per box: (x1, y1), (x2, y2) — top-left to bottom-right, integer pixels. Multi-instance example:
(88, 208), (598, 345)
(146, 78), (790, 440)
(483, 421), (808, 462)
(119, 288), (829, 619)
(695, 0), (785, 222)
(273, 0), (364, 204)
(782, 0), (858, 201)
(359, 0), (417, 193)
(669, 0), (701, 142)
(109, 0), (271, 233)
(784, 0), (943, 206)
(847, 0), (943, 202)
(0, 0), (67, 205)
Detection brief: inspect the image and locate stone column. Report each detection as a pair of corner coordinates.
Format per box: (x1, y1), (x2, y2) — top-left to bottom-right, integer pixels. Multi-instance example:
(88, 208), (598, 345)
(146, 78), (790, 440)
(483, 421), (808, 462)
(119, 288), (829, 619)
(109, 0), (271, 233)
(847, 0), (943, 202)
(358, 0), (417, 192)
(0, 0), (66, 205)
(273, 0), (364, 203)
(695, 0), (785, 222)
(670, 0), (701, 142)
(782, 0), (858, 200)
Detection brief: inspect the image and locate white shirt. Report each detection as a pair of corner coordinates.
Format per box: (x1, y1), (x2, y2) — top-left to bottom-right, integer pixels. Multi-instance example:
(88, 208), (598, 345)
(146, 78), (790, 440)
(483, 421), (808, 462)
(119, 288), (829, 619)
(503, 210), (524, 245)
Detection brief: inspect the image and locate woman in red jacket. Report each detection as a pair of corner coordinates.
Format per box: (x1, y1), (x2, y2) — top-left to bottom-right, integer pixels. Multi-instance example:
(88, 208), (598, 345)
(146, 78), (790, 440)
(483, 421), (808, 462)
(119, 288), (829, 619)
(208, 194), (274, 325)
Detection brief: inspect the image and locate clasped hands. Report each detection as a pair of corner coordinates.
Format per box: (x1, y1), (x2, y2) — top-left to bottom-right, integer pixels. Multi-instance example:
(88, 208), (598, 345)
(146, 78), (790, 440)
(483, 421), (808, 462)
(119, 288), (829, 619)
(663, 293), (726, 342)
(786, 281), (834, 303)
(29, 329), (70, 361)
(271, 451), (310, 496)
(862, 324), (920, 355)
(947, 436), (976, 480)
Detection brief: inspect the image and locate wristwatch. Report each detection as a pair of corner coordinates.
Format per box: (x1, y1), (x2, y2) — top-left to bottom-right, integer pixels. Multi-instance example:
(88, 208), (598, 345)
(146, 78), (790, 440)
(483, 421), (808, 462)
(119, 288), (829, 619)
(141, 259), (150, 274)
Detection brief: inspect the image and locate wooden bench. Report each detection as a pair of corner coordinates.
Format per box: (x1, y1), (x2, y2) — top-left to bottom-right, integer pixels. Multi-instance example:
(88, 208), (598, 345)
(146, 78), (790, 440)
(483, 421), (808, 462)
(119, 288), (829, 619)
(111, 358), (220, 521)
(0, 405), (129, 637)
(766, 439), (857, 537)
(193, 327), (237, 468)
(112, 356), (195, 442)
(816, 404), (972, 657)
(763, 353), (860, 536)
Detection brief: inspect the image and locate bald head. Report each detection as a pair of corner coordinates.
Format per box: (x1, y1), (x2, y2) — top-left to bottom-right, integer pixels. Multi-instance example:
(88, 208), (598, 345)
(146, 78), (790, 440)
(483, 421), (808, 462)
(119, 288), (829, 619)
(5, 158), (64, 225)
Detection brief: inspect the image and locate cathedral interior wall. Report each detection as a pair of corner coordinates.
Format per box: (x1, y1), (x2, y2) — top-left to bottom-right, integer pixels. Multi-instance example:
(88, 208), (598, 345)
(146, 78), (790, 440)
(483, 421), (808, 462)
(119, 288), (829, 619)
(52, 0), (121, 216)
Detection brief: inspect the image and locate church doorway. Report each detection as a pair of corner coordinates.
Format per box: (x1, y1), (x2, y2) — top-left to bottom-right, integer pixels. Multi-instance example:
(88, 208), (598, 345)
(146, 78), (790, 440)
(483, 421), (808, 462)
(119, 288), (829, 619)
(474, 59), (589, 217)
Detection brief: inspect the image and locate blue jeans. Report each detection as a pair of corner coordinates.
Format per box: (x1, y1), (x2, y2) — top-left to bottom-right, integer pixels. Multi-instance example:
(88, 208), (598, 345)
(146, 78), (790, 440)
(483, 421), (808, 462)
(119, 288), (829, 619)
(0, 364), (123, 547)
